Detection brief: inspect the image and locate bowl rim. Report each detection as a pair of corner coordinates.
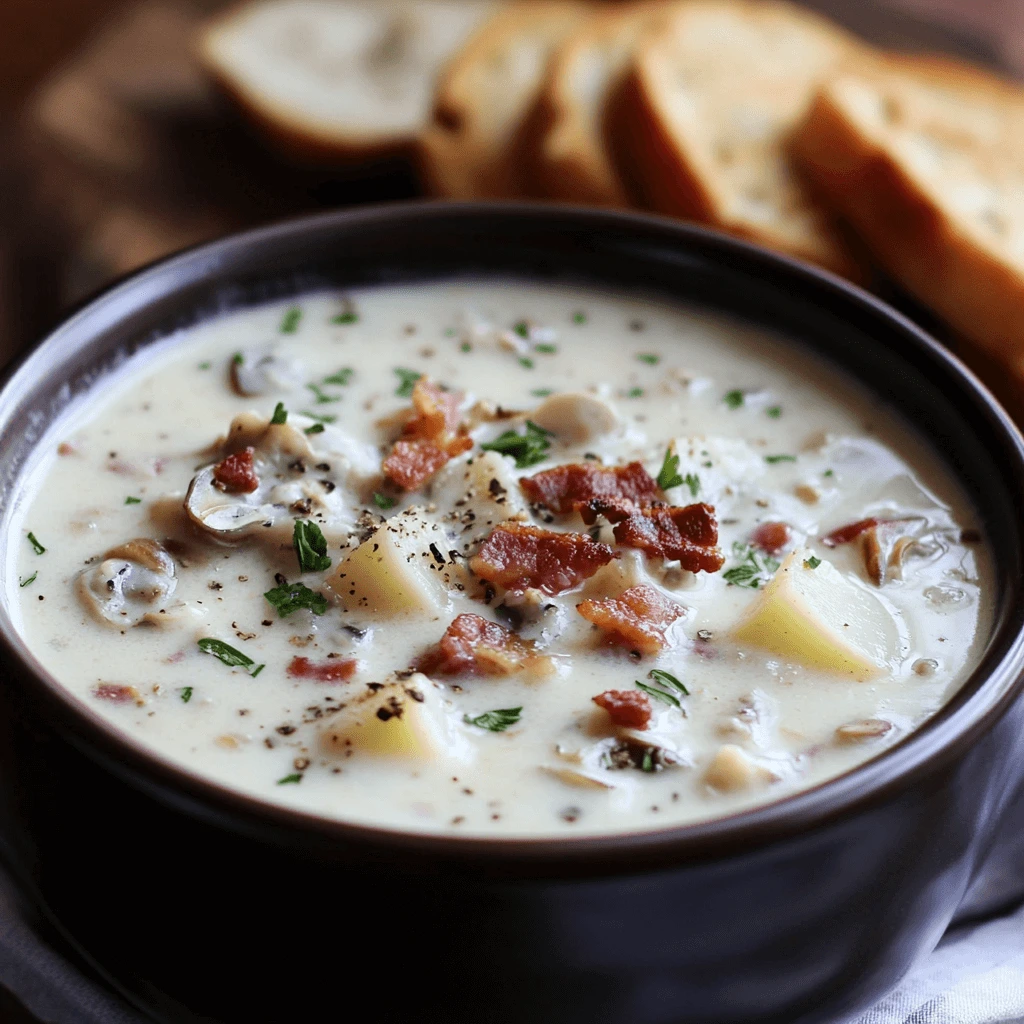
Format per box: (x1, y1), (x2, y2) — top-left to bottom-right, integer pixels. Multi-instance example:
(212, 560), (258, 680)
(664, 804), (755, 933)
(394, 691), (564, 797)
(3, 199), (1024, 870)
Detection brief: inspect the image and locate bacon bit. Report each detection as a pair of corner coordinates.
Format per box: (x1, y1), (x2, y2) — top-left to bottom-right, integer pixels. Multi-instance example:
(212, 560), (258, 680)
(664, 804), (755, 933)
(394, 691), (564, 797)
(821, 517), (879, 547)
(286, 656), (358, 682)
(213, 446), (259, 494)
(93, 683), (141, 704)
(57, 442), (77, 456)
(751, 521), (791, 555)
(470, 522), (615, 595)
(384, 379), (472, 490)
(417, 613), (551, 676)
(581, 499), (724, 573)
(593, 689), (652, 729)
(577, 584), (684, 655)
(520, 462), (660, 514)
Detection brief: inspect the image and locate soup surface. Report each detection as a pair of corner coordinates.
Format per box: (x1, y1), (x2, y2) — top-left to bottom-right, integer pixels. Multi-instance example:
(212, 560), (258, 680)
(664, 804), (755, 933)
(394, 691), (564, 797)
(10, 282), (991, 836)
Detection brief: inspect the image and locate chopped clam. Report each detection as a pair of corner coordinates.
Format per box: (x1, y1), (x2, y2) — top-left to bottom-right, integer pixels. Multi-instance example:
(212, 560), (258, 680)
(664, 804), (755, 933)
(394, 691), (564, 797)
(703, 744), (781, 792)
(230, 350), (305, 396)
(834, 719), (893, 744)
(858, 522), (925, 586)
(530, 392), (619, 444)
(76, 538), (177, 627)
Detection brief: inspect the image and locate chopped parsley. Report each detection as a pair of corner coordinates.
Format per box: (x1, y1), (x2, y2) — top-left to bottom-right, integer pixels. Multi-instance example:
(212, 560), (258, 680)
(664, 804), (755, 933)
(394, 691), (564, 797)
(26, 532), (45, 555)
(823, 469), (834, 478)
(572, 311), (587, 325)
(531, 388), (553, 398)
(534, 343), (558, 354)
(626, 387), (644, 398)
(198, 361), (211, 370)
(306, 383), (340, 404)
(513, 321), (530, 339)
(723, 543), (780, 589)
(18, 572), (36, 588)
(656, 448), (683, 491)
(723, 389), (745, 410)
(304, 423), (325, 435)
(232, 352), (244, 365)
(301, 411), (337, 424)
(636, 353), (660, 365)
(264, 580), (328, 617)
(280, 307), (302, 333)
(270, 402), (288, 424)
(293, 520), (331, 573)
(766, 405), (782, 418)
(277, 773), (303, 785)
(373, 492), (396, 510)
(765, 454), (797, 464)
(649, 668), (689, 697)
(481, 420), (552, 469)
(804, 555), (822, 569)
(124, 496), (142, 505)
(180, 686), (193, 703)
(197, 638), (264, 677)
(683, 473), (700, 498)
(519, 357), (535, 370)
(463, 707), (522, 732)
(322, 367), (353, 386)
(460, 341), (471, 353)
(394, 367), (422, 398)
(332, 310), (358, 325)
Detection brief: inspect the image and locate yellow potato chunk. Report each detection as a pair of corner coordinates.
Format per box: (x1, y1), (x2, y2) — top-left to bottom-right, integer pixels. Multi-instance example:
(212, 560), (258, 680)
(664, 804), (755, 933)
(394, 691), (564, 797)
(326, 509), (457, 615)
(321, 674), (463, 760)
(731, 550), (899, 680)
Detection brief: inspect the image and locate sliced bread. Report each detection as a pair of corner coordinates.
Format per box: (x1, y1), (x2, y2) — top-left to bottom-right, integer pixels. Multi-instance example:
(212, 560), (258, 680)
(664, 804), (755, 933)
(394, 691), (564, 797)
(791, 57), (1024, 367)
(533, 1), (674, 207)
(198, 0), (500, 163)
(419, 0), (588, 199)
(614, 0), (866, 277)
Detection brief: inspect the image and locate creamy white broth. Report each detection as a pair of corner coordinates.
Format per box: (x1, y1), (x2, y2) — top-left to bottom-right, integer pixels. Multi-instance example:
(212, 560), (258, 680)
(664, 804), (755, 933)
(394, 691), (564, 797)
(10, 281), (991, 837)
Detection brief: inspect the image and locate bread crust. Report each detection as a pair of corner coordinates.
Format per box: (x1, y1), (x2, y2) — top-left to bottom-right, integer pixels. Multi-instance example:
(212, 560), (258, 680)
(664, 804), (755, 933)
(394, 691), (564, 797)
(791, 61), (1024, 367)
(612, 0), (868, 278)
(418, 0), (587, 199)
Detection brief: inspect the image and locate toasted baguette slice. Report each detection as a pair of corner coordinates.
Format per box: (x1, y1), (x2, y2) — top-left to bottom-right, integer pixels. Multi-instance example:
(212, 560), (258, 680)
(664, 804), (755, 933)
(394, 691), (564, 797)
(198, 0), (500, 163)
(614, 0), (866, 277)
(419, 1), (588, 199)
(792, 60), (1024, 369)
(533, 1), (676, 206)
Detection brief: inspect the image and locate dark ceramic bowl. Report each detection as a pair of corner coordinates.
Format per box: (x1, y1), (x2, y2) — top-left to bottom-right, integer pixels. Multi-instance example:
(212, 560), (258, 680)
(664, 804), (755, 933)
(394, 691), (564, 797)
(1, 204), (1023, 1024)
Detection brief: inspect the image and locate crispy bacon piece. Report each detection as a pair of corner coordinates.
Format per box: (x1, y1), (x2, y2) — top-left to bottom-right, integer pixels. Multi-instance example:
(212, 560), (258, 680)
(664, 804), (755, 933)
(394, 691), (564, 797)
(751, 521), (791, 555)
(383, 379), (472, 490)
(417, 613), (551, 676)
(470, 522), (615, 595)
(93, 683), (140, 704)
(580, 498), (724, 573)
(213, 446), (259, 493)
(821, 517), (880, 547)
(577, 584), (684, 655)
(287, 656), (358, 683)
(520, 461), (660, 514)
(593, 689), (652, 729)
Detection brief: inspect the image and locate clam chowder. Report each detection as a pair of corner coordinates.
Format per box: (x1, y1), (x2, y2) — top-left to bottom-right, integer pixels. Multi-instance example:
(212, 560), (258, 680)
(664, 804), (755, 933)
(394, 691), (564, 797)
(9, 282), (991, 836)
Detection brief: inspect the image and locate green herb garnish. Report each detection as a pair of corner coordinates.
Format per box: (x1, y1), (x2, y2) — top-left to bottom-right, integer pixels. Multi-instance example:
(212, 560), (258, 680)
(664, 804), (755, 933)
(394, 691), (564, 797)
(293, 520), (331, 573)
(649, 668), (689, 696)
(531, 388), (553, 398)
(180, 686), (193, 703)
(626, 387), (644, 398)
(636, 681), (681, 709)
(332, 311), (358, 325)
(766, 405), (782, 418)
(656, 448), (683, 491)
(322, 367), (353, 386)
(723, 543), (780, 589)
(301, 411), (337, 424)
(280, 307), (302, 333)
(197, 638), (264, 677)
(572, 311), (587, 325)
(724, 390), (744, 410)
(460, 341), (471, 353)
(19, 572), (36, 588)
(804, 555), (822, 570)
(513, 321), (530, 339)
(481, 420), (553, 469)
(270, 402), (288, 425)
(823, 469), (834, 478)
(463, 707), (522, 732)
(306, 383), (340, 405)
(304, 423), (325, 435)
(683, 473), (700, 498)
(534, 343), (557, 354)
(232, 352), (244, 365)
(264, 580), (328, 617)
(640, 749), (655, 772)
(277, 773), (303, 785)
(125, 496), (142, 505)
(636, 353), (660, 365)
(373, 492), (396, 510)
(26, 532), (45, 555)
(198, 361), (211, 370)
(519, 357), (535, 369)
(765, 454), (797, 464)
(394, 367), (422, 398)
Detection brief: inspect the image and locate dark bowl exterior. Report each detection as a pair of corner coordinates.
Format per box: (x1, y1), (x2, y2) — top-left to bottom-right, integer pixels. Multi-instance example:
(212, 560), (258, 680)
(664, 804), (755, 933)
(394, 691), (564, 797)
(1, 203), (1023, 1024)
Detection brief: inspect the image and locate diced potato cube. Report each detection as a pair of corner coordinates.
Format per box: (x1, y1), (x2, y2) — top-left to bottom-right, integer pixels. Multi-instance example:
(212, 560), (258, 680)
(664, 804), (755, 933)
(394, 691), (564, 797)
(731, 549), (900, 680)
(703, 744), (779, 792)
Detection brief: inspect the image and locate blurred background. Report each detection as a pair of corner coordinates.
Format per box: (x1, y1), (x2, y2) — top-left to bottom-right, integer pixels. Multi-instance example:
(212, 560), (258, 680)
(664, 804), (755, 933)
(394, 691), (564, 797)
(0, 0), (1019, 370)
